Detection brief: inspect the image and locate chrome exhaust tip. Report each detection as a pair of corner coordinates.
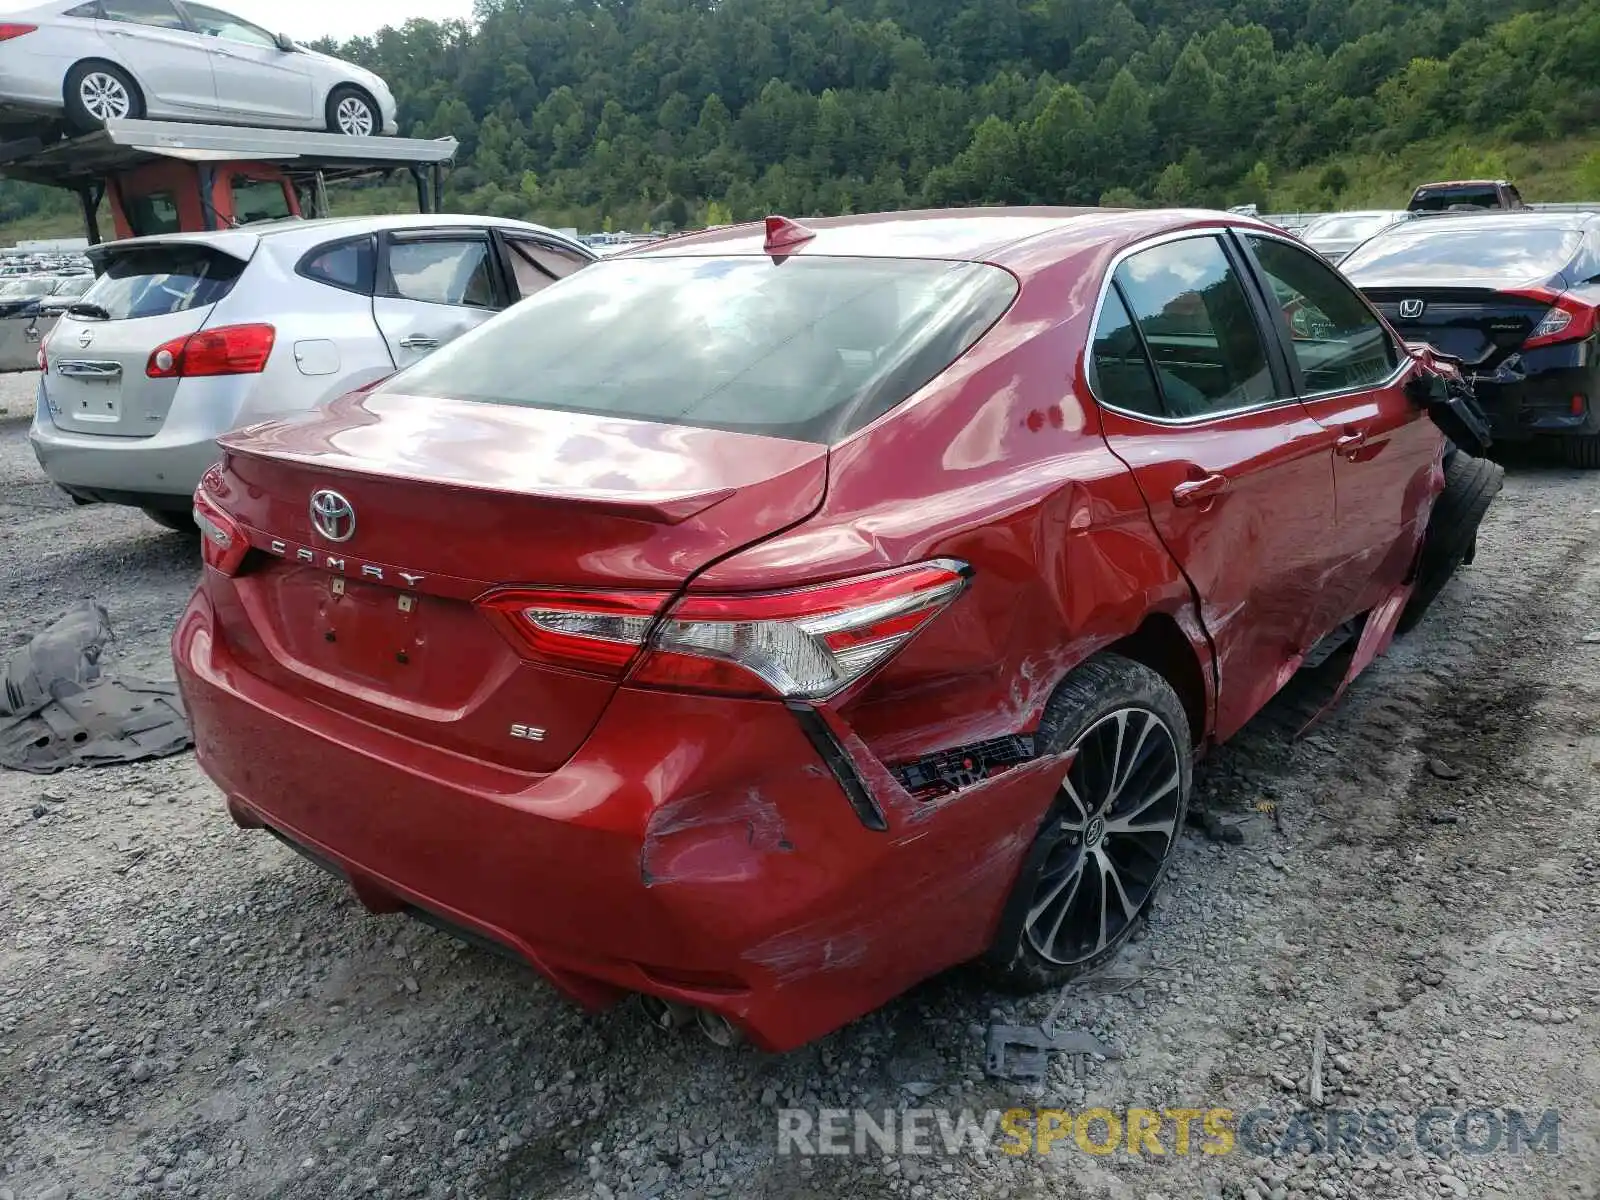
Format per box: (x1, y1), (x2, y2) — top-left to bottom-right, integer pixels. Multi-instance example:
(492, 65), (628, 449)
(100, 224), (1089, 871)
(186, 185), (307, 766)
(693, 1007), (742, 1048)
(636, 993), (694, 1031)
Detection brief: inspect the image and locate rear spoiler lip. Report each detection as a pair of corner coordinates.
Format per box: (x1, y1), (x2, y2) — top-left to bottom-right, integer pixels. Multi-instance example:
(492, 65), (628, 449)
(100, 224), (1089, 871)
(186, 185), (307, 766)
(86, 231), (258, 267)
(214, 442), (738, 525)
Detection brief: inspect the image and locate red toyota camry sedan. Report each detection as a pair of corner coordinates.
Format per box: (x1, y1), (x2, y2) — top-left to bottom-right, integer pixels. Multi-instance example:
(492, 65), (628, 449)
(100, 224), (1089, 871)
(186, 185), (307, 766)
(174, 208), (1497, 1052)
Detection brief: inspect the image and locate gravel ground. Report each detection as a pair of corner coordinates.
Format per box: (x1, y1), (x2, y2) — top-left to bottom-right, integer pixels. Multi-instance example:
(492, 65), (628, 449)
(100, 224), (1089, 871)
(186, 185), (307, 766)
(2, 369), (1598, 1200)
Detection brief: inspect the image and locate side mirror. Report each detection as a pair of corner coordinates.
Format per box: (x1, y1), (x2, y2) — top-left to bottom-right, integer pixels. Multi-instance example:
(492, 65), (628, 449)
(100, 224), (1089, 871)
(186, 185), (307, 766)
(275, 33), (297, 52)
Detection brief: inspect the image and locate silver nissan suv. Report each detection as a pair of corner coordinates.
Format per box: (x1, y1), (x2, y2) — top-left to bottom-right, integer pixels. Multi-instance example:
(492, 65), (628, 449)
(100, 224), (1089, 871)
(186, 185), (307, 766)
(30, 214), (595, 528)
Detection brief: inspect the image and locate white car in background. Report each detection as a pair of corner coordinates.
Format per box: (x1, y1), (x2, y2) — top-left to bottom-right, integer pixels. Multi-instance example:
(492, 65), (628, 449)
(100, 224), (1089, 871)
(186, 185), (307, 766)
(1298, 210), (1412, 265)
(30, 214), (596, 529)
(0, 0), (397, 135)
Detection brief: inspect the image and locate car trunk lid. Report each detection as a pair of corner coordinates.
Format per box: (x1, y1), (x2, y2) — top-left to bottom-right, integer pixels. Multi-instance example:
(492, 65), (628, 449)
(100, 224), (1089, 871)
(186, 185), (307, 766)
(1362, 287), (1556, 369)
(42, 239), (251, 438)
(207, 390), (829, 771)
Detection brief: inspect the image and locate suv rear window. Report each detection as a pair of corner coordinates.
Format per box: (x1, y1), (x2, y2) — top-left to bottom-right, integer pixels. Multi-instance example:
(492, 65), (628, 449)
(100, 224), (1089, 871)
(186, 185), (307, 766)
(380, 256), (1019, 442)
(77, 246), (246, 320)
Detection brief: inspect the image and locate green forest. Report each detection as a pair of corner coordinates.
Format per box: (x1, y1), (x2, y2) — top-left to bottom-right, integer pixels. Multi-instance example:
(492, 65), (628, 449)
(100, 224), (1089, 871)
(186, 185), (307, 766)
(5, 0), (1600, 237)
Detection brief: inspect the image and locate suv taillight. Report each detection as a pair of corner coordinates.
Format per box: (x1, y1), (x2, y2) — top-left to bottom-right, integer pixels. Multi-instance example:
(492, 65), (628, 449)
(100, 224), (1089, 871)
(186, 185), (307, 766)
(193, 471), (249, 575)
(480, 560), (970, 700)
(148, 323), (275, 379)
(1509, 290), (1598, 350)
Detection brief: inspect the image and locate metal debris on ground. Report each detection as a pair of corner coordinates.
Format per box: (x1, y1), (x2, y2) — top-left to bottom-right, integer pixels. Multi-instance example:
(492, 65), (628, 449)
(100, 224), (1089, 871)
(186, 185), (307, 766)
(0, 601), (191, 774)
(984, 985), (1122, 1084)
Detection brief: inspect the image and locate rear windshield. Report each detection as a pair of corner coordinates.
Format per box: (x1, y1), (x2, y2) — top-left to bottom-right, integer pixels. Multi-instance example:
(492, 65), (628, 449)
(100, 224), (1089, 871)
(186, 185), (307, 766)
(76, 246), (246, 321)
(1340, 225), (1583, 282)
(1304, 213), (1402, 241)
(380, 255), (1019, 443)
(1409, 187), (1502, 212)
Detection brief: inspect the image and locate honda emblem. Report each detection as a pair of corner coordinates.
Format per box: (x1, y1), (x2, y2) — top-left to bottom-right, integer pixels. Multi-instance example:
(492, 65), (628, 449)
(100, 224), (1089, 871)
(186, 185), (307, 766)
(1399, 299), (1426, 319)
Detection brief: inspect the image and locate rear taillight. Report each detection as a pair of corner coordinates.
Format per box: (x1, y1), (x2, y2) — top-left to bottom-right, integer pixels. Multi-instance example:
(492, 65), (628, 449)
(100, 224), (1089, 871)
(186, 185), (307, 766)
(1508, 290), (1598, 350)
(0, 23), (37, 41)
(480, 561), (970, 700)
(193, 474), (249, 575)
(480, 589), (669, 676)
(148, 323), (275, 379)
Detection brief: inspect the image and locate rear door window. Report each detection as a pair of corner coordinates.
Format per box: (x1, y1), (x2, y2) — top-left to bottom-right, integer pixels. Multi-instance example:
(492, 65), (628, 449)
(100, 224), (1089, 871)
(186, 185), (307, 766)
(1113, 237), (1277, 419)
(77, 245), (245, 320)
(100, 0), (188, 28)
(384, 237), (500, 308)
(378, 255), (1018, 443)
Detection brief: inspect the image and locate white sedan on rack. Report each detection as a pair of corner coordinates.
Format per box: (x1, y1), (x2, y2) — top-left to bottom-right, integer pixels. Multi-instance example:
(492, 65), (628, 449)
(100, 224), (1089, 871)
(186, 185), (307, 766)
(0, 0), (396, 135)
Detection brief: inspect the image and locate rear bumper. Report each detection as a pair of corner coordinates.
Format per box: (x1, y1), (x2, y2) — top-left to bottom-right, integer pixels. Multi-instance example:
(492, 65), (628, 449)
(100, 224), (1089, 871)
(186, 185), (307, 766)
(1470, 350), (1600, 441)
(173, 584), (1068, 1051)
(29, 374), (258, 505)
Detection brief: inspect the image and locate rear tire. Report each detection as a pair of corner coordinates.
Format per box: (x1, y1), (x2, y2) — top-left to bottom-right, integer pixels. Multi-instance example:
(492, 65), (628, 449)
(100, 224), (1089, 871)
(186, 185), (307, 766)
(1396, 452), (1504, 635)
(64, 61), (143, 132)
(326, 86), (379, 137)
(1560, 434), (1600, 469)
(984, 653), (1191, 993)
(141, 507), (195, 534)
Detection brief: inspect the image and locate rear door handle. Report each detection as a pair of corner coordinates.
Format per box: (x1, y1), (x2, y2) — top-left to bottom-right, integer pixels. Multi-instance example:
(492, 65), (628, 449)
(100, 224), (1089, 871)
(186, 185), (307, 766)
(1336, 429), (1369, 459)
(1172, 472), (1229, 508)
(398, 335), (439, 351)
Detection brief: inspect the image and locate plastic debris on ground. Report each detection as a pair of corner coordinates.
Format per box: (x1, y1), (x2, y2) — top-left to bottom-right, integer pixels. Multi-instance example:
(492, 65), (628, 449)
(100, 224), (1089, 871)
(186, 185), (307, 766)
(0, 600), (191, 774)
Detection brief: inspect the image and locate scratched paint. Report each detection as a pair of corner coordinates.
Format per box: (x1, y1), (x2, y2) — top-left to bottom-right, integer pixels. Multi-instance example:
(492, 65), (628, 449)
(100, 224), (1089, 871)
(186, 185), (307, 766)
(639, 786), (794, 888)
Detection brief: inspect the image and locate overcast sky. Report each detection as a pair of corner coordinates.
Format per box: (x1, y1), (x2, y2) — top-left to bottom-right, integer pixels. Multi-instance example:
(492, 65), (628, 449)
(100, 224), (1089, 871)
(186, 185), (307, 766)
(221, 0), (478, 43)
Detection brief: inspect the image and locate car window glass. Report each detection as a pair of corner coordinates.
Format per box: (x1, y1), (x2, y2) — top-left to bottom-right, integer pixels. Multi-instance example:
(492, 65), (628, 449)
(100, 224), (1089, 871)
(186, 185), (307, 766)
(183, 3), (277, 47)
(1340, 225), (1583, 281)
(301, 237), (374, 294)
(1090, 286), (1163, 417)
(123, 191), (181, 236)
(505, 238), (590, 301)
(1247, 237), (1397, 393)
(100, 0), (187, 29)
(387, 239), (496, 308)
(64, 2), (103, 16)
(378, 256), (1018, 443)
(78, 246), (244, 320)
(230, 178), (291, 224)
(1113, 237), (1276, 418)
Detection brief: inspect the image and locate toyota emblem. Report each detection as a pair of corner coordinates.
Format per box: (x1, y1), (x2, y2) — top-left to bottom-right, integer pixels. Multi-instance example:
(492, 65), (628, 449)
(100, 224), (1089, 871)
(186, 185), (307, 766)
(77, 328), (94, 348)
(1399, 299), (1426, 319)
(309, 489), (357, 542)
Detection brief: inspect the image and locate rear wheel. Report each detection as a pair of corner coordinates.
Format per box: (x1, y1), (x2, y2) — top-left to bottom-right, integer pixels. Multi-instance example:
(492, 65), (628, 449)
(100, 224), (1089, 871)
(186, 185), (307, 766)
(141, 507), (195, 534)
(326, 86), (379, 137)
(64, 62), (143, 131)
(1560, 434), (1600, 469)
(985, 654), (1191, 992)
(1397, 452), (1504, 635)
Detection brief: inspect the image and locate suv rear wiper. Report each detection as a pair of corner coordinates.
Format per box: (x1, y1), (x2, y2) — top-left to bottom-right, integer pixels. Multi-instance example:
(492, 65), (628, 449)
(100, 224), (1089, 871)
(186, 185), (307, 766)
(66, 302), (110, 321)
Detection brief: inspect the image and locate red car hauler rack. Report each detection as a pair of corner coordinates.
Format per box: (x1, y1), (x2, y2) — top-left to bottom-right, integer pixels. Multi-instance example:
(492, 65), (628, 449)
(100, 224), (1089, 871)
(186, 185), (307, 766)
(0, 117), (458, 241)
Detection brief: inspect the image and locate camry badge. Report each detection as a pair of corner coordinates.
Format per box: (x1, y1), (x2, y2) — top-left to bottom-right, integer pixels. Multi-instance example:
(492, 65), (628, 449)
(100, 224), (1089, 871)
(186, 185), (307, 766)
(309, 489), (357, 542)
(1399, 299), (1426, 319)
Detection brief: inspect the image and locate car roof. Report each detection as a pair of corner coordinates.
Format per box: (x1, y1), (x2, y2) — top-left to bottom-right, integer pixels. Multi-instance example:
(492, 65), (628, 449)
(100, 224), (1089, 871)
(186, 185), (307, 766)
(87, 214), (585, 260)
(622, 207), (1278, 272)
(1412, 179), (1509, 189)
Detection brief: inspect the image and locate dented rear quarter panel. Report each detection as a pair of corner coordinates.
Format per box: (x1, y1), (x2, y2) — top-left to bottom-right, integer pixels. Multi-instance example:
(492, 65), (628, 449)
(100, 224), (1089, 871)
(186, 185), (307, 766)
(697, 231), (1216, 768)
